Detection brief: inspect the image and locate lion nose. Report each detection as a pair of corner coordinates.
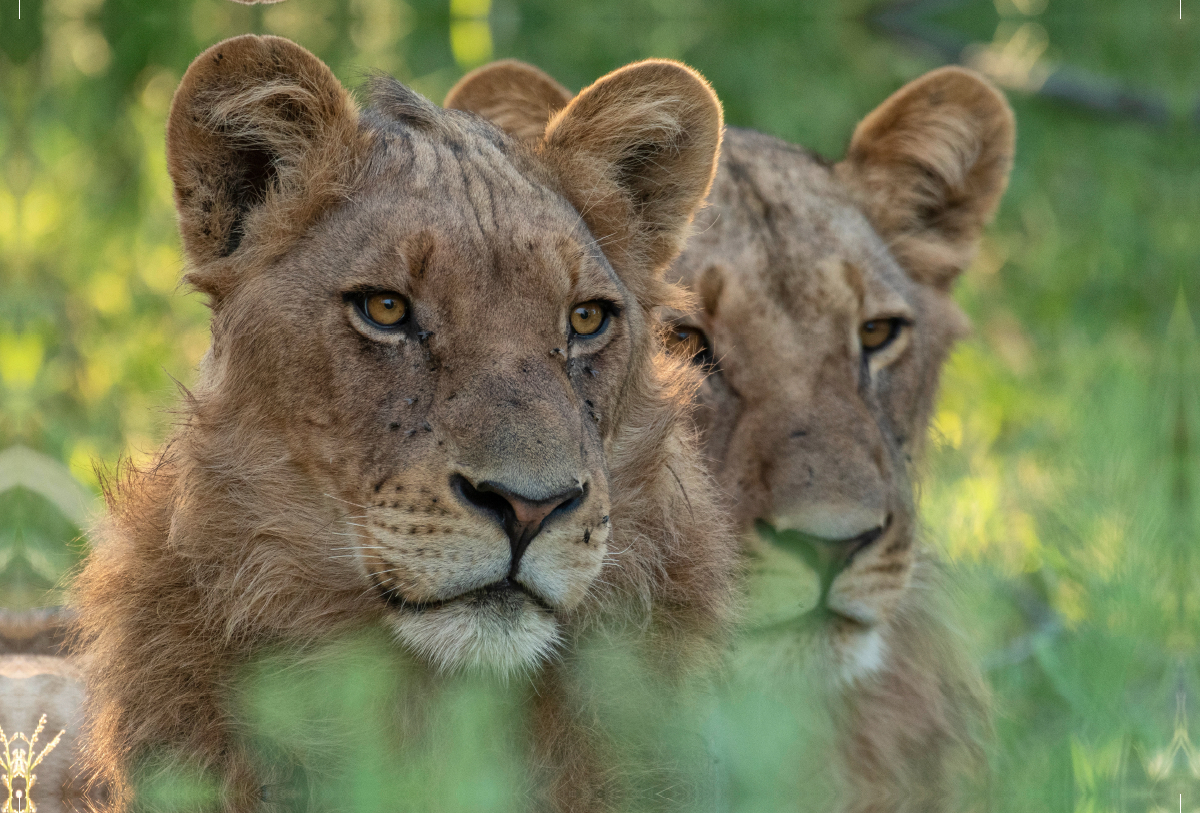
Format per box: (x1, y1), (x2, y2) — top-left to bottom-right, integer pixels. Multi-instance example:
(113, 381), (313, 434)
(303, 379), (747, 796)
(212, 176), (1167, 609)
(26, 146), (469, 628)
(758, 518), (888, 595)
(451, 474), (585, 567)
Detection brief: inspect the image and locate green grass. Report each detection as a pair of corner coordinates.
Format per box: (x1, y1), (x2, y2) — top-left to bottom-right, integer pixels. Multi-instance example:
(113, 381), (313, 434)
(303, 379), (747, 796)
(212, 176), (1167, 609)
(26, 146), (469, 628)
(1, 0), (1197, 809)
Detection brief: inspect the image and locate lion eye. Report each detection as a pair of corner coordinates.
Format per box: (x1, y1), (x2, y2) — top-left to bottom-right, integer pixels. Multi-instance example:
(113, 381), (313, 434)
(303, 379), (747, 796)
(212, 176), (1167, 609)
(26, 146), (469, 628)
(664, 325), (712, 365)
(859, 318), (903, 352)
(570, 301), (607, 336)
(362, 292), (409, 328)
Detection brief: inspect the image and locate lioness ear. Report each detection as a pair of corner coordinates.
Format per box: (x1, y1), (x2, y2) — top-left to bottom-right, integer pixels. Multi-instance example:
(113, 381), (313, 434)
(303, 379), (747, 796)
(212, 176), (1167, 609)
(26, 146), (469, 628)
(835, 66), (1015, 290)
(444, 60), (572, 143)
(166, 35), (363, 298)
(539, 60), (722, 299)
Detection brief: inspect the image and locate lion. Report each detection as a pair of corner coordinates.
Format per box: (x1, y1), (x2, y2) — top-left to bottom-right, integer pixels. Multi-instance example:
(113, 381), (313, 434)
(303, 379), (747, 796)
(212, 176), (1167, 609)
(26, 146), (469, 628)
(71, 35), (737, 813)
(1, 609), (96, 813)
(446, 62), (1015, 810)
(0, 655), (89, 813)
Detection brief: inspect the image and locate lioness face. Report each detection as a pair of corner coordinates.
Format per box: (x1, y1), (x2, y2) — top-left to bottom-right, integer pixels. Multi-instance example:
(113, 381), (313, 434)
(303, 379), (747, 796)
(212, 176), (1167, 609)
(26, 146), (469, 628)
(166, 37), (721, 675)
(664, 132), (965, 675)
(663, 72), (1013, 678)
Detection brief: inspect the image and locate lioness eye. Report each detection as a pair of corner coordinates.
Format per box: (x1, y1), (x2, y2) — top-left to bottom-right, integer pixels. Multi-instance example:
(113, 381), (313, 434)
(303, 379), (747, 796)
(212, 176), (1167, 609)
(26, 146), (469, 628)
(570, 302), (607, 336)
(859, 318), (903, 352)
(362, 292), (408, 328)
(664, 325), (712, 365)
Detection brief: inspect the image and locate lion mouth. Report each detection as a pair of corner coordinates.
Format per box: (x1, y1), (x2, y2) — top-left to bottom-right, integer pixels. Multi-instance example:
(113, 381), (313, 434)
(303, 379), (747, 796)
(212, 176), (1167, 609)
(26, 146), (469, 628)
(371, 574), (556, 615)
(801, 604), (873, 630)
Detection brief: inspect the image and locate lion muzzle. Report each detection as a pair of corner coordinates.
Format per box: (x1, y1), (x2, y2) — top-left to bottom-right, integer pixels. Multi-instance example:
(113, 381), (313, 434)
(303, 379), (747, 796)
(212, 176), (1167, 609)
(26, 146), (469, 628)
(450, 474), (586, 571)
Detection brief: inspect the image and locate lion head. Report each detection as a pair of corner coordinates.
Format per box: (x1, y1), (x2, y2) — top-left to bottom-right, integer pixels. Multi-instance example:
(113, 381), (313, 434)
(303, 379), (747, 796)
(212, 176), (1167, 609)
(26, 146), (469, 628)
(74, 35), (734, 809)
(447, 63), (1014, 681)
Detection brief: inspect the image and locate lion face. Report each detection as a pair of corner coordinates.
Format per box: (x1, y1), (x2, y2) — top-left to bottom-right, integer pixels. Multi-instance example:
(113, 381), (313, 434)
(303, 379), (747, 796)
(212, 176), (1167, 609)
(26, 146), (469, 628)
(164, 37), (721, 674)
(244, 174), (630, 673)
(664, 131), (967, 676)
(446, 65), (1013, 679)
(666, 74), (1014, 678)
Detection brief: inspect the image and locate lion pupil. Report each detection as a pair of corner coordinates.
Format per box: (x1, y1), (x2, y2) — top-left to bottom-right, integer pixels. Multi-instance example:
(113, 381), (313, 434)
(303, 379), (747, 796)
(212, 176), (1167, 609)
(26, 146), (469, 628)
(367, 293), (406, 326)
(861, 320), (892, 349)
(571, 303), (603, 335)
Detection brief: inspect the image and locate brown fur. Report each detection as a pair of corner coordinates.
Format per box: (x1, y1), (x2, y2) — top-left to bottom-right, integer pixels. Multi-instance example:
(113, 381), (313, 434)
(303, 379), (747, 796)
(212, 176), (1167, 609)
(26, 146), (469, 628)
(448, 63), (1014, 810)
(73, 36), (734, 812)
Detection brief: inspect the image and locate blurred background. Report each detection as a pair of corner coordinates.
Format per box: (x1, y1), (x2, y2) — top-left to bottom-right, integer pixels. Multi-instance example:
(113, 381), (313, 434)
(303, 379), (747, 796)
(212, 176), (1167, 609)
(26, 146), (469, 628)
(1, 0), (1197, 810)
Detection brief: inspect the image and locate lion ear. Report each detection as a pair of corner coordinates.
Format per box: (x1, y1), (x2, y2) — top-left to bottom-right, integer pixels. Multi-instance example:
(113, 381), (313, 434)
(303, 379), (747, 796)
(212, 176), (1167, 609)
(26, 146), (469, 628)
(539, 60), (722, 299)
(835, 67), (1015, 290)
(444, 60), (572, 143)
(166, 35), (363, 299)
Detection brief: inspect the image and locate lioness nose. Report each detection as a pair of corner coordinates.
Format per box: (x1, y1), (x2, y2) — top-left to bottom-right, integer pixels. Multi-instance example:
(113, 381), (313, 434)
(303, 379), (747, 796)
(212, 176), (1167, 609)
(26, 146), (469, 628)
(452, 474), (585, 566)
(759, 518), (887, 594)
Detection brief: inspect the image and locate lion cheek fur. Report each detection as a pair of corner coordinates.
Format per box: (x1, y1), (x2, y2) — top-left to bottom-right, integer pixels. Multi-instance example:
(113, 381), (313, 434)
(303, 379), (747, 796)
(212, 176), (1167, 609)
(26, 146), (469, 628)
(517, 521), (610, 608)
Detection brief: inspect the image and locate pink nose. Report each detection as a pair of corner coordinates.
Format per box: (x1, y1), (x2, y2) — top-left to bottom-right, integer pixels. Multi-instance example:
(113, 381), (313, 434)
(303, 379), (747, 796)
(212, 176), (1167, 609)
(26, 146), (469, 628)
(452, 475), (585, 567)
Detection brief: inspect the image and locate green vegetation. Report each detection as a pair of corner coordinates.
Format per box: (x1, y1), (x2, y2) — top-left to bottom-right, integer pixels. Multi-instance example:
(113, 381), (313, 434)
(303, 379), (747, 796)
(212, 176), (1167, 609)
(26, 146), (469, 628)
(1, 0), (1196, 810)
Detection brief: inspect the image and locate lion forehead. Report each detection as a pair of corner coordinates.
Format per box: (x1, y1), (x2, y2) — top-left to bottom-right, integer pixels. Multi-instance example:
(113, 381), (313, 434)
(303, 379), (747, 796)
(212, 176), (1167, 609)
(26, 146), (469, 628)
(360, 106), (578, 235)
(677, 128), (913, 321)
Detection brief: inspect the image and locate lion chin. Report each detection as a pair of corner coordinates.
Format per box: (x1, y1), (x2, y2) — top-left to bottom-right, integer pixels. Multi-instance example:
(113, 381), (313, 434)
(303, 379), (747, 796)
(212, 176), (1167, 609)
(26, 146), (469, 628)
(828, 623), (889, 685)
(383, 588), (561, 676)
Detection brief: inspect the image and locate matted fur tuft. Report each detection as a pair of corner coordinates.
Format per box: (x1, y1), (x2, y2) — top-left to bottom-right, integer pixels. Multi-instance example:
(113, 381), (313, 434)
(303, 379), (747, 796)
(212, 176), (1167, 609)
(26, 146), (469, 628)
(365, 73), (446, 132)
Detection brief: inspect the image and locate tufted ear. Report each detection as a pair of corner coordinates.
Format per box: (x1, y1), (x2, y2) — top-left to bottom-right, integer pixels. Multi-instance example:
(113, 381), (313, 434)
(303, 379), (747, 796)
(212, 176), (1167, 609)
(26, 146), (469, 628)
(444, 60), (572, 143)
(537, 60), (722, 301)
(835, 66), (1015, 290)
(166, 35), (364, 300)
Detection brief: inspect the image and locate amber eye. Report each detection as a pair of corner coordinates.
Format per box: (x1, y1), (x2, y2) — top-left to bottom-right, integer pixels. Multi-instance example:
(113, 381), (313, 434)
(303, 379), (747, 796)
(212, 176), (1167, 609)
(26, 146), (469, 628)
(362, 292), (408, 328)
(859, 318), (903, 352)
(664, 325), (712, 365)
(570, 301), (607, 336)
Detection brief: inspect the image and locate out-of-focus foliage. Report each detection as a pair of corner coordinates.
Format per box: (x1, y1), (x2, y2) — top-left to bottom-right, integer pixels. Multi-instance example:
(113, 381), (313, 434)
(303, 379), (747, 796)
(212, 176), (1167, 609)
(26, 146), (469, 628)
(1, 0), (1197, 810)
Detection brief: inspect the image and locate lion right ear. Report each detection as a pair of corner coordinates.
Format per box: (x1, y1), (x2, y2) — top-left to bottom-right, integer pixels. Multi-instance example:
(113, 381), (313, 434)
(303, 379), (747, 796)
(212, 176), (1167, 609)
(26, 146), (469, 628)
(167, 35), (364, 299)
(835, 67), (1015, 291)
(444, 60), (572, 143)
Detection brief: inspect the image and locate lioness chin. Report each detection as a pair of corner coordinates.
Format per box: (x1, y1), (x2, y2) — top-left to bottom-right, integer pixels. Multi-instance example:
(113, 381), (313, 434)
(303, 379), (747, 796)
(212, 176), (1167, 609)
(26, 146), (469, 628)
(74, 35), (736, 813)
(447, 61), (1015, 811)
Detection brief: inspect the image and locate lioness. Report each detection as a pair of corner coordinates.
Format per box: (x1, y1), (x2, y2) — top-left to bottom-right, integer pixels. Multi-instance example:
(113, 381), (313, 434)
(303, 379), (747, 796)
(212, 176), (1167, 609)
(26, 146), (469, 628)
(73, 35), (735, 812)
(447, 62), (1015, 810)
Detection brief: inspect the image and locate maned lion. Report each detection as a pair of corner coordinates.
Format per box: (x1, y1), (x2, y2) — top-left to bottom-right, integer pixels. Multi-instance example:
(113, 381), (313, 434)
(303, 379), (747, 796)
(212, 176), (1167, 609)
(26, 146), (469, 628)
(72, 35), (736, 812)
(447, 62), (1015, 810)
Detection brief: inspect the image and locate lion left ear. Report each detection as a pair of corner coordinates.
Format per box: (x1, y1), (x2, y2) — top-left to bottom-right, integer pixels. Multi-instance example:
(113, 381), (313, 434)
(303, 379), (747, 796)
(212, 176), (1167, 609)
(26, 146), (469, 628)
(167, 35), (365, 301)
(444, 60), (572, 143)
(835, 67), (1015, 290)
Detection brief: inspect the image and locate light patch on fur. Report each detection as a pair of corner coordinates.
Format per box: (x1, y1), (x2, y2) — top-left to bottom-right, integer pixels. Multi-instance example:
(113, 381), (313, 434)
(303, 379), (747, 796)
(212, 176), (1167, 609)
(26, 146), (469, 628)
(838, 626), (887, 684)
(385, 597), (561, 676)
